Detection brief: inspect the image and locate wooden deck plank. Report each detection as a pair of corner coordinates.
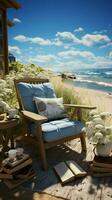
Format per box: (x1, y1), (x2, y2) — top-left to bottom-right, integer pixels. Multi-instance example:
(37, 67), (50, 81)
(33, 192), (68, 200)
(0, 138), (112, 199)
(37, 140), (112, 199)
(100, 177), (112, 200)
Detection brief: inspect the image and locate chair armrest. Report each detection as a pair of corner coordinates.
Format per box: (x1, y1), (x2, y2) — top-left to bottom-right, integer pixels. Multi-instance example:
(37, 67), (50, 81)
(21, 111), (47, 123)
(64, 104), (96, 120)
(64, 104), (96, 110)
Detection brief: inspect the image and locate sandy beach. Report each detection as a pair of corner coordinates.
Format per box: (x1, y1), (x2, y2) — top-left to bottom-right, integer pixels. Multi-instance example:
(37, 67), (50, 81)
(73, 86), (112, 113)
(51, 76), (112, 113)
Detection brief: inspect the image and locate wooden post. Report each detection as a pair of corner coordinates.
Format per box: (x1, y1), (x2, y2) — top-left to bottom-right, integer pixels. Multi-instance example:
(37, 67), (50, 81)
(3, 9), (9, 74)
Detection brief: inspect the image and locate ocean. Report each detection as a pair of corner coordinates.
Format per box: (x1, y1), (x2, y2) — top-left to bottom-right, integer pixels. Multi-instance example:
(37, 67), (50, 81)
(64, 67), (112, 93)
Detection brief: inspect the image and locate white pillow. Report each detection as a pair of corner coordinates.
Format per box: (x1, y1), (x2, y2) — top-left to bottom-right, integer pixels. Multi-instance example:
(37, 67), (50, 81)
(33, 97), (67, 120)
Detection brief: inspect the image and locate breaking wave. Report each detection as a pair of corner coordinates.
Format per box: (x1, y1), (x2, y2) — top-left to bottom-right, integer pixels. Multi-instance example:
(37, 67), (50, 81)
(75, 78), (112, 87)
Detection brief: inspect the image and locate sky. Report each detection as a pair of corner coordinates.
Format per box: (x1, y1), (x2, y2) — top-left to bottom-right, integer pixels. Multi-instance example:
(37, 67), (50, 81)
(8, 0), (112, 72)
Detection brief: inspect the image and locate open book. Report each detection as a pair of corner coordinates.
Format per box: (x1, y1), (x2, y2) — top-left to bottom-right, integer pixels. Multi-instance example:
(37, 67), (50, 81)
(54, 161), (87, 184)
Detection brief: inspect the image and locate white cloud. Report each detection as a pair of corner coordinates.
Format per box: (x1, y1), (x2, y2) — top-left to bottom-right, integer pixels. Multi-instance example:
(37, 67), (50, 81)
(99, 42), (112, 49)
(14, 35), (28, 42)
(81, 34), (111, 46)
(54, 60), (93, 71)
(56, 32), (111, 47)
(14, 34), (62, 46)
(14, 35), (51, 45)
(56, 32), (81, 44)
(17, 50), (112, 71)
(28, 54), (57, 64)
(9, 46), (21, 54)
(58, 50), (95, 61)
(93, 30), (107, 34)
(90, 55), (112, 68)
(13, 18), (21, 23)
(74, 27), (84, 32)
(25, 54), (60, 70)
(52, 38), (63, 46)
(29, 37), (52, 45)
(57, 56), (112, 71)
(14, 32), (111, 48)
(57, 51), (112, 69)
(92, 59), (112, 68)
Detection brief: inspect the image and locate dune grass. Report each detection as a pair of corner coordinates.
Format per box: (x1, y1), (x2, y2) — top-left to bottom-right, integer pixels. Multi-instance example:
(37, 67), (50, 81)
(51, 76), (89, 121)
(51, 77), (80, 104)
(51, 76), (112, 124)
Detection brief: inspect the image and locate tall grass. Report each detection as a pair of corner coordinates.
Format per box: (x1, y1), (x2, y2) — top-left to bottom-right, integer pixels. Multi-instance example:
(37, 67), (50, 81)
(51, 77), (80, 104)
(51, 77), (89, 120)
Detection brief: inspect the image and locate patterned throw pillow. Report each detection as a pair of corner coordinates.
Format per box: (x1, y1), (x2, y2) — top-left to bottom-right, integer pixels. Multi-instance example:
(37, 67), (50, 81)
(33, 97), (67, 120)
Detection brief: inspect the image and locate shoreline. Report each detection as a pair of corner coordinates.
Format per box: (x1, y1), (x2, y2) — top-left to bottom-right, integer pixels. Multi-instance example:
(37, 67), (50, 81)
(64, 79), (112, 95)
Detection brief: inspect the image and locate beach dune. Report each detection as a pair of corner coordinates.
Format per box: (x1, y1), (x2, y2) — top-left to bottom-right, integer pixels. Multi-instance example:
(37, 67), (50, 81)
(51, 76), (112, 113)
(74, 86), (112, 113)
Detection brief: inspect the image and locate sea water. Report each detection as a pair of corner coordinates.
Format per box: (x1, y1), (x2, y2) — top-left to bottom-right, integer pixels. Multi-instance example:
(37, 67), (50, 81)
(65, 67), (112, 93)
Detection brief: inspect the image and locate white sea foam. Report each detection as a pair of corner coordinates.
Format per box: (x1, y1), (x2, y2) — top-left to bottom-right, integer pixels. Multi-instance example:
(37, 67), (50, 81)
(105, 71), (112, 75)
(74, 78), (112, 87)
(86, 72), (99, 75)
(76, 69), (112, 78)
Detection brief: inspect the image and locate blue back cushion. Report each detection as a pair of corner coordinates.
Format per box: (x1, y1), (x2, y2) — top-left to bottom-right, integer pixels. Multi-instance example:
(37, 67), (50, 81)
(43, 83), (56, 98)
(17, 82), (56, 113)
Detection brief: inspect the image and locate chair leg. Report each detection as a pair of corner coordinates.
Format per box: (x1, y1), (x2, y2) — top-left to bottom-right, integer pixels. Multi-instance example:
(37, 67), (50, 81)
(80, 134), (87, 152)
(38, 139), (48, 170)
(36, 125), (48, 171)
(10, 136), (14, 149)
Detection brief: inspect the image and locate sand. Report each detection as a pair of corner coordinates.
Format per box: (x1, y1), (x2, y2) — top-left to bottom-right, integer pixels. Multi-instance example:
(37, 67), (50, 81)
(51, 76), (112, 113)
(73, 86), (112, 113)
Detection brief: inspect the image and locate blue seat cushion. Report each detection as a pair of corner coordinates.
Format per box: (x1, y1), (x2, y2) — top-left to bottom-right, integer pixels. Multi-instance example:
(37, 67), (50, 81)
(17, 82), (56, 113)
(30, 118), (84, 142)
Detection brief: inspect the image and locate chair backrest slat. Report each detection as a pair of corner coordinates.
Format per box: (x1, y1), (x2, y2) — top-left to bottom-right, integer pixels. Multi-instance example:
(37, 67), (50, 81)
(14, 78), (49, 110)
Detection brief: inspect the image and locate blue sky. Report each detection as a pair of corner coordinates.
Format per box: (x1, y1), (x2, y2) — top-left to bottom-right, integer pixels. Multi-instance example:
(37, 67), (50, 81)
(8, 0), (112, 72)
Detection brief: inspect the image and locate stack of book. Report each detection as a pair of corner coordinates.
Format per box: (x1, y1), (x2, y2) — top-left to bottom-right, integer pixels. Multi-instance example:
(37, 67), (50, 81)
(91, 156), (112, 177)
(0, 153), (36, 189)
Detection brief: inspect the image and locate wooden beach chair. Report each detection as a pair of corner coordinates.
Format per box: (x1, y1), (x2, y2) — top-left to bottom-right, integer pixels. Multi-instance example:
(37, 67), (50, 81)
(14, 78), (96, 170)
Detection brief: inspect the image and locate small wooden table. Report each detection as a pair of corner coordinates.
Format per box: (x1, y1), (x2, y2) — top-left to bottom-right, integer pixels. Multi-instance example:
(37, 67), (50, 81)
(0, 116), (19, 156)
